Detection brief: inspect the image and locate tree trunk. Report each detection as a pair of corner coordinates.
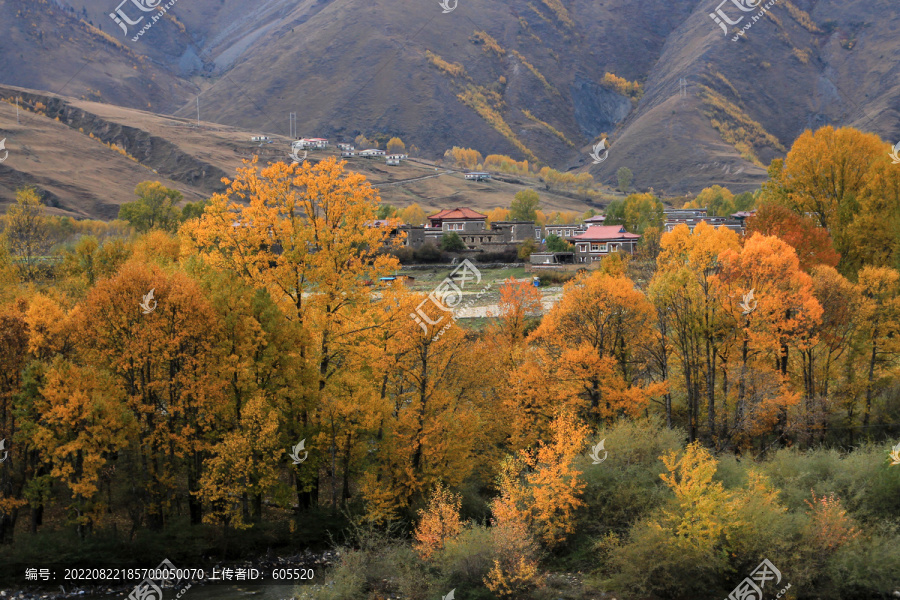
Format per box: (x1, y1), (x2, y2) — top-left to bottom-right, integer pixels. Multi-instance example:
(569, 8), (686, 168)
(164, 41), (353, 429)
(706, 339), (716, 443)
(863, 340), (877, 429)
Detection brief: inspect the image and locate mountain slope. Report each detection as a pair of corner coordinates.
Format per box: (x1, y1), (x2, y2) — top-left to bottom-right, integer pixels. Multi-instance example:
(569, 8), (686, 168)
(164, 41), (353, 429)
(0, 84), (600, 218)
(1, 0), (898, 198)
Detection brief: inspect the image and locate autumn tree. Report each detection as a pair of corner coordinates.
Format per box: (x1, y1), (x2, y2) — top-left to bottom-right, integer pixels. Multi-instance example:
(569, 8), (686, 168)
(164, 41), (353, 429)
(354, 134), (374, 149)
(761, 126), (888, 270)
(3, 187), (50, 281)
(0, 305), (29, 541)
(118, 181), (183, 233)
(79, 262), (225, 529)
(747, 203), (840, 272)
(510, 189), (540, 221)
(485, 207), (510, 227)
(854, 266), (900, 431)
(199, 396), (285, 531)
(493, 277), (543, 345)
(359, 293), (488, 521)
(683, 185), (735, 217)
(800, 266), (861, 441)
(529, 271), (664, 426)
(612, 442), (786, 598)
(716, 233), (822, 447)
(29, 362), (134, 536)
(386, 137), (406, 154)
(485, 410), (587, 595)
(184, 157), (400, 510)
(844, 159), (900, 272)
(485, 457), (542, 597)
(413, 482), (462, 560)
(444, 147), (483, 170)
(605, 193), (663, 233)
(484, 154), (529, 175)
(399, 203), (426, 225)
(651, 222), (741, 442)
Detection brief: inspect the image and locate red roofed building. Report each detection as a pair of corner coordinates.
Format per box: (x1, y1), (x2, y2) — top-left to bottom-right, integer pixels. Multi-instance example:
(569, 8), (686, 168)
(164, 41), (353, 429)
(428, 207), (488, 232)
(572, 225), (641, 263)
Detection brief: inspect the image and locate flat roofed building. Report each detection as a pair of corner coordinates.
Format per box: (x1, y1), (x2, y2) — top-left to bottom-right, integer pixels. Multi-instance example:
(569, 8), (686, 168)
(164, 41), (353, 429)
(572, 225), (641, 263)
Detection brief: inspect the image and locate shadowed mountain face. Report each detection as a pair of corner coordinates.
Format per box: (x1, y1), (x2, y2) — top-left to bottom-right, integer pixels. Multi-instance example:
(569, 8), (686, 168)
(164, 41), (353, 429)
(1, 0), (899, 197)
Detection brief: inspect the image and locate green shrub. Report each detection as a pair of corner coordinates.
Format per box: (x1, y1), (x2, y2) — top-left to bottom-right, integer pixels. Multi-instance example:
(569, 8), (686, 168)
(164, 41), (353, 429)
(436, 524), (496, 592)
(441, 232), (467, 252)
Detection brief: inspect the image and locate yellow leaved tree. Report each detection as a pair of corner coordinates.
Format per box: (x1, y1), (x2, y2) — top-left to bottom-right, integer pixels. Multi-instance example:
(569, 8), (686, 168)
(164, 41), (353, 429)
(183, 157), (401, 510)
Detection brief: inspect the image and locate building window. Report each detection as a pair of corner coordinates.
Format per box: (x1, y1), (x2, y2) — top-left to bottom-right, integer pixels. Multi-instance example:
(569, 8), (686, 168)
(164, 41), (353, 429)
(591, 243), (600, 252)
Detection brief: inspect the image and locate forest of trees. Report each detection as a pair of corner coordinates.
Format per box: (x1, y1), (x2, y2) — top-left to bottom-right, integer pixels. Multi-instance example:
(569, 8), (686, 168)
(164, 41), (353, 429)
(0, 127), (898, 598)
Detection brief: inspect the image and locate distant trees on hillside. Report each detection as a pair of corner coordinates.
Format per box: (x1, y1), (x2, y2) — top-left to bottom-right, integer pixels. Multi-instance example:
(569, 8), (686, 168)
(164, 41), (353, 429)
(386, 137), (406, 154)
(617, 167), (633, 193)
(444, 147), (483, 170)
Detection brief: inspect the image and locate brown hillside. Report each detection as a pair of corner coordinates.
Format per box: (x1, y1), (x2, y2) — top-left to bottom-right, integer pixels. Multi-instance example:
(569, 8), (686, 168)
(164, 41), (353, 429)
(1, 0), (898, 197)
(0, 85), (599, 219)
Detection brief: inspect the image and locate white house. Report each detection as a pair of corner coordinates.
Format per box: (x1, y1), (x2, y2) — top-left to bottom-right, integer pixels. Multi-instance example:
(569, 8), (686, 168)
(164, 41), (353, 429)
(341, 151), (356, 158)
(386, 153), (408, 161)
(544, 224), (587, 239)
(293, 138), (329, 149)
(465, 172), (491, 181)
(250, 136), (270, 142)
(359, 148), (386, 157)
(337, 143), (355, 151)
(386, 158), (401, 166)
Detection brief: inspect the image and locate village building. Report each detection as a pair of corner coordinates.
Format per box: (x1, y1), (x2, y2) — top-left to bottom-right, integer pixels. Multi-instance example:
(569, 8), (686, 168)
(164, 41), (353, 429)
(427, 207), (489, 232)
(572, 225), (641, 263)
(379, 207), (537, 252)
(584, 215), (607, 225)
(530, 252), (576, 266)
(337, 143), (355, 151)
(465, 172), (492, 181)
(730, 210), (756, 227)
(386, 153), (408, 161)
(359, 148), (386, 157)
(293, 138), (328, 149)
(544, 224), (588, 239)
(663, 208), (744, 233)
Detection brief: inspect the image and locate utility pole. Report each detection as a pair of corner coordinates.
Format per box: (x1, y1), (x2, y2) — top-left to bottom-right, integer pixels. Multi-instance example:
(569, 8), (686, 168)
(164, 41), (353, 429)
(289, 112), (297, 139)
(16, 97), (19, 124)
(196, 96), (200, 126)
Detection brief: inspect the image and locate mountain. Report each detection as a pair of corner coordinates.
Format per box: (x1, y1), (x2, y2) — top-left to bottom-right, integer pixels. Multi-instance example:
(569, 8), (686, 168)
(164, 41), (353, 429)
(0, 0), (898, 206)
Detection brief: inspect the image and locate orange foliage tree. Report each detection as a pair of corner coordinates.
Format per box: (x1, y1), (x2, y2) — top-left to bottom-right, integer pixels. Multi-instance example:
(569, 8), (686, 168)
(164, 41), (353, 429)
(747, 203), (840, 272)
(529, 272), (665, 428)
(183, 157), (400, 509)
(78, 261), (224, 529)
(716, 233), (822, 447)
(413, 482), (463, 560)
